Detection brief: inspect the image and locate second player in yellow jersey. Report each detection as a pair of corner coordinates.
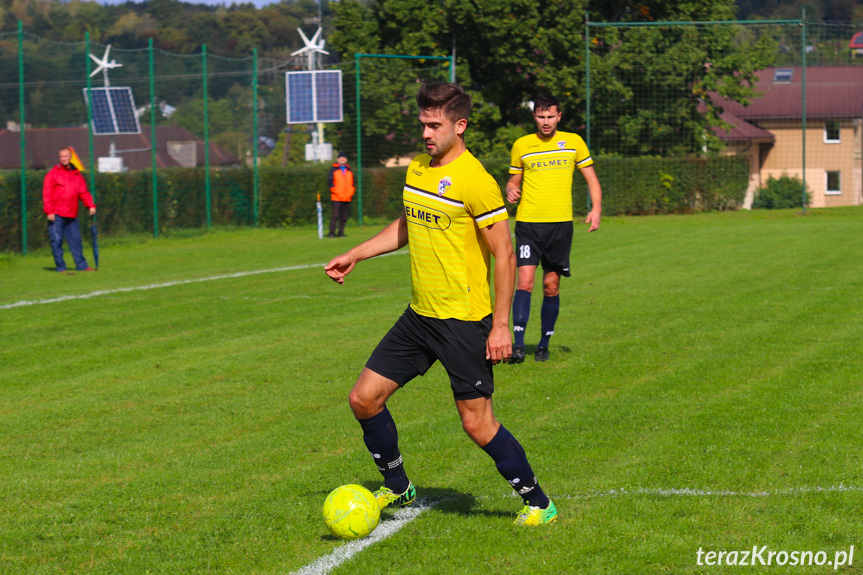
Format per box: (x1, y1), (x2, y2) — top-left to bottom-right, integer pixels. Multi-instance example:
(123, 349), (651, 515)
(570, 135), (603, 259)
(505, 94), (603, 363)
(509, 131), (593, 223)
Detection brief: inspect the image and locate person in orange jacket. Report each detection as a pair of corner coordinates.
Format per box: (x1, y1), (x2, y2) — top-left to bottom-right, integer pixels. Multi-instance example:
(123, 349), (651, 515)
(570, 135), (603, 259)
(327, 152), (356, 238)
(43, 147), (96, 272)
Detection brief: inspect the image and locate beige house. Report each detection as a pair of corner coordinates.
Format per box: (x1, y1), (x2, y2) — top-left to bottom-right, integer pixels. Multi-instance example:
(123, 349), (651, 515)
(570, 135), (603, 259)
(712, 66), (863, 209)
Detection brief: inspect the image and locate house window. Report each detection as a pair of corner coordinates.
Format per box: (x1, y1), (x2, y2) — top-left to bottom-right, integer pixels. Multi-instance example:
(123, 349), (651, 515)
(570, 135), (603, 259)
(773, 68), (793, 83)
(826, 171), (841, 195)
(824, 120), (840, 143)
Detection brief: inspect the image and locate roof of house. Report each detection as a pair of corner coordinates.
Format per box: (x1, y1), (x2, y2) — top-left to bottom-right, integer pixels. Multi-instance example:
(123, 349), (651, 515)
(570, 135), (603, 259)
(711, 66), (863, 121)
(0, 125), (240, 170)
(710, 107), (775, 143)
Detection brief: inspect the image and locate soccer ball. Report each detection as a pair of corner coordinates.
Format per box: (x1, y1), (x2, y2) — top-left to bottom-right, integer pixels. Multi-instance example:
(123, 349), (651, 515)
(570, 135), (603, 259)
(322, 484), (381, 540)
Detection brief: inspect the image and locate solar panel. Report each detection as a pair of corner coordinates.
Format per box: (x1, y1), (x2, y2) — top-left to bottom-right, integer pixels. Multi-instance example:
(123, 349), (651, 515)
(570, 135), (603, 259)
(286, 70), (343, 124)
(83, 87), (141, 135)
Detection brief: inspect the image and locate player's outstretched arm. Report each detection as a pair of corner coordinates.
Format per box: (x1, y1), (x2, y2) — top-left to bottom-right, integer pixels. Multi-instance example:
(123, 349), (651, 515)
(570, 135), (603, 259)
(505, 173), (523, 204)
(324, 215), (408, 284)
(480, 220), (516, 364)
(581, 166), (602, 232)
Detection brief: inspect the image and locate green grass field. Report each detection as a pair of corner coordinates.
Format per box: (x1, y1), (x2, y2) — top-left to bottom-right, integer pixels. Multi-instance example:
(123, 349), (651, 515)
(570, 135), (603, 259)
(1, 208), (862, 574)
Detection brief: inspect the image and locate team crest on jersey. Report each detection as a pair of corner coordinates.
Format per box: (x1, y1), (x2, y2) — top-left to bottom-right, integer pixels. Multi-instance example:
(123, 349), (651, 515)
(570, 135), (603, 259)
(437, 176), (453, 196)
(557, 140), (566, 150)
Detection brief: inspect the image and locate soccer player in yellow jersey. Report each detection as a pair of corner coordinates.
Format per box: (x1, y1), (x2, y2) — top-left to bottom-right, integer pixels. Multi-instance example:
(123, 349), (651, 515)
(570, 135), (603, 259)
(506, 94), (602, 363)
(325, 83), (557, 526)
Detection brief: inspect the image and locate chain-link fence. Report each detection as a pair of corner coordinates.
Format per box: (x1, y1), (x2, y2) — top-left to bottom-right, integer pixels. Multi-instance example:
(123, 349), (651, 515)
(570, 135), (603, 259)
(0, 26), (453, 253)
(2, 18), (862, 253)
(584, 19), (863, 214)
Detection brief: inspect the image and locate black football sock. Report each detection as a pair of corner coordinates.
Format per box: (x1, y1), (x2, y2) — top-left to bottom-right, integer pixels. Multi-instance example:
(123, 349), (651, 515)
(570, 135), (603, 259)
(513, 289), (531, 348)
(481, 425), (550, 509)
(357, 406), (410, 493)
(537, 294), (559, 350)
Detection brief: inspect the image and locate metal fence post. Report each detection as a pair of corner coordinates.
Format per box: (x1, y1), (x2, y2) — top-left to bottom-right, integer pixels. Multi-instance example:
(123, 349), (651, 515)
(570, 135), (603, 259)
(18, 21), (26, 254)
(355, 54), (362, 227)
(584, 11), (592, 212)
(203, 44), (210, 229)
(801, 7), (808, 213)
(253, 48), (259, 227)
(149, 38), (158, 237)
(85, 32), (95, 207)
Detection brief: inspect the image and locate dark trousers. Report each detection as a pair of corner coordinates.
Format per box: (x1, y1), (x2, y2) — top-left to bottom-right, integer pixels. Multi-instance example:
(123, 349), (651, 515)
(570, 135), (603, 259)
(329, 201), (351, 237)
(49, 216), (89, 272)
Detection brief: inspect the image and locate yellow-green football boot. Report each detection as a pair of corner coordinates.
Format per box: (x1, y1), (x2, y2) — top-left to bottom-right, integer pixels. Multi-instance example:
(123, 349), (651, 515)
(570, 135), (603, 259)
(513, 499), (558, 526)
(373, 481), (416, 510)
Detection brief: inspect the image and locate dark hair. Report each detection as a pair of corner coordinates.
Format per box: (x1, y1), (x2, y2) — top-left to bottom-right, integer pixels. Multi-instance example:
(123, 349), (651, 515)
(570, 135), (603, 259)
(533, 94), (561, 114)
(416, 82), (472, 123)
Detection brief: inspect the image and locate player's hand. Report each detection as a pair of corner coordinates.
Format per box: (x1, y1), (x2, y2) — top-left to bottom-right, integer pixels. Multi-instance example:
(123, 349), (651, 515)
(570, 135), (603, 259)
(506, 188), (521, 204)
(324, 254), (357, 285)
(485, 325), (512, 365)
(585, 209), (601, 232)
(89, 207), (96, 216)
(47, 214), (55, 222)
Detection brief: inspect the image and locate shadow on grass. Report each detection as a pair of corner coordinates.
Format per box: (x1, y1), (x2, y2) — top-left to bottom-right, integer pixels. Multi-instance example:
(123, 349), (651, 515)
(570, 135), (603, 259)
(513, 344), (572, 359)
(318, 485), (512, 541)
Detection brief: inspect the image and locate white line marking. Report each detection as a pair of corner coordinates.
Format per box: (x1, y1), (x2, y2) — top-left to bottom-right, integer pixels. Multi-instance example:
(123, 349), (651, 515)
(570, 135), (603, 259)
(557, 484), (863, 500)
(291, 502), (431, 575)
(0, 251), (409, 310)
(294, 485), (862, 574)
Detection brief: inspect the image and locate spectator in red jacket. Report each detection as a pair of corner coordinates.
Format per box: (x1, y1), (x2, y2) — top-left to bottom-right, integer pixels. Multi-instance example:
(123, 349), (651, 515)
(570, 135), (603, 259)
(43, 147), (96, 272)
(327, 152), (356, 238)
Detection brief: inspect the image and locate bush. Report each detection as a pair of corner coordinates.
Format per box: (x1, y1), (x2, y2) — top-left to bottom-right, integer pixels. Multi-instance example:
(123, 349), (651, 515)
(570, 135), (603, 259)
(0, 154), (752, 253)
(576, 156), (750, 216)
(752, 175), (811, 210)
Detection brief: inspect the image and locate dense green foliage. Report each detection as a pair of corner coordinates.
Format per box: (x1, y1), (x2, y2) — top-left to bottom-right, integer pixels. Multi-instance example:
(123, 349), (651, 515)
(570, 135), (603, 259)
(0, 0), (328, 54)
(0, 154), (749, 252)
(330, 0), (776, 158)
(587, 155), (750, 214)
(736, 0), (863, 21)
(2, 0), (859, 164)
(752, 174), (812, 210)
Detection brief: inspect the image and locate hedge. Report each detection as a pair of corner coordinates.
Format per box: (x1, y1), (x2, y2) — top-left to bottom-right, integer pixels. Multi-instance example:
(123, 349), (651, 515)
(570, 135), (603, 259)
(1, 155), (748, 253)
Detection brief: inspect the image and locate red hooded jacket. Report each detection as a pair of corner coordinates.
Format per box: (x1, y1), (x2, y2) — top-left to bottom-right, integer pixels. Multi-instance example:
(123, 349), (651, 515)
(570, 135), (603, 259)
(43, 164), (95, 218)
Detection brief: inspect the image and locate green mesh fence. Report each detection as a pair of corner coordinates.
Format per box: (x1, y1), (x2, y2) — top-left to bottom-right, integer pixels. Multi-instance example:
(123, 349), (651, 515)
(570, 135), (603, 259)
(0, 31), (455, 254)
(585, 19), (863, 215)
(351, 55), (453, 225)
(3, 20), (862, 254)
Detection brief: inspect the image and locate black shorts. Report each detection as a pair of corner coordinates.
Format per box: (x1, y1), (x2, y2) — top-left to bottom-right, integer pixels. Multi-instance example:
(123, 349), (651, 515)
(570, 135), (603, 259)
(514, 221), (573, 277)
(366, 306), (494, 400)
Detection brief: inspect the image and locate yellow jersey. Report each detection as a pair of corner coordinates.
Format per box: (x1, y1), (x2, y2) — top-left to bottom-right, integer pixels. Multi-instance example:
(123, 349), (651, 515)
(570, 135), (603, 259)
(509, 131), (593, 223)
(403, 150), (509, 321)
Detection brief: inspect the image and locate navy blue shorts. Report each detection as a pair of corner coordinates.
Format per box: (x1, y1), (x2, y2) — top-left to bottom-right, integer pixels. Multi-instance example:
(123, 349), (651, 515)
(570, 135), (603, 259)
(366, 306), (495, 400)
(514, 221), (573, 277)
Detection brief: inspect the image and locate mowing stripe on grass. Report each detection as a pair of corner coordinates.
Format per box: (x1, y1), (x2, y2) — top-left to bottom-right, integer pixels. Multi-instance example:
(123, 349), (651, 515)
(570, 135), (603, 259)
(0, 251), (409, 310)
(292, 502), (432, 575)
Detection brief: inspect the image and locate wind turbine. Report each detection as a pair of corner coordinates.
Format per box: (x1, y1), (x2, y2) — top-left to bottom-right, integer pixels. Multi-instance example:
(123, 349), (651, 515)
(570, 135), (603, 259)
(291, 27), (328, 71)
(89, 45), (123, 87)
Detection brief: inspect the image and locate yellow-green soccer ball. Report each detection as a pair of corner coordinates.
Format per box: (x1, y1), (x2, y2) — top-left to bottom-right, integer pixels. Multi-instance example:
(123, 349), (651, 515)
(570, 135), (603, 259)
(322, 484), (381, 540)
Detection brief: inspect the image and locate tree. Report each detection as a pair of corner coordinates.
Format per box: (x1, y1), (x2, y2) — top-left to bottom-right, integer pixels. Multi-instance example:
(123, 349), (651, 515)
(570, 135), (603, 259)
(330, 0), (776, 160)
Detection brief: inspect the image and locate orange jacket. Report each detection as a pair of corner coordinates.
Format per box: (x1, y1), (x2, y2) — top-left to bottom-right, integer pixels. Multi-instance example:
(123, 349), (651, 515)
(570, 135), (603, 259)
(328, 163), (355, 202)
